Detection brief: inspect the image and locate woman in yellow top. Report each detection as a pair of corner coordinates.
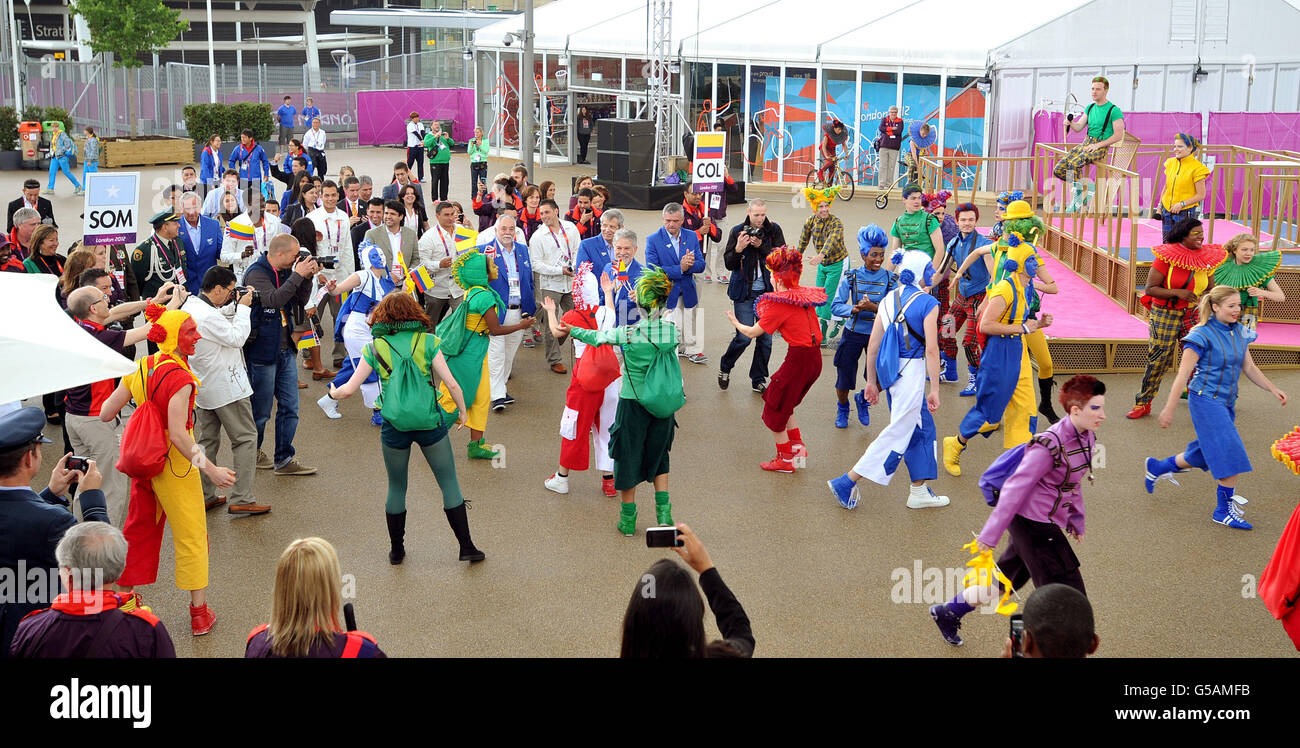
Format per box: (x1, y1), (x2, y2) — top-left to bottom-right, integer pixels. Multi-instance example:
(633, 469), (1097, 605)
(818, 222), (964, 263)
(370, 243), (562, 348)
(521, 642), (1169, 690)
(1159, 134), (1211, 242)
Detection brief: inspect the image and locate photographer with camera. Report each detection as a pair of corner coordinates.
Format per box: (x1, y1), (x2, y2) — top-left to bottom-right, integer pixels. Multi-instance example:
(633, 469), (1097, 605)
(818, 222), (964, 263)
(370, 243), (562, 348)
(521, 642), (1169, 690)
(242, 234), (318, 476)
(181, 266), (270, 515)
(307, 181), (356, 369)
(718, 199), (785, 393)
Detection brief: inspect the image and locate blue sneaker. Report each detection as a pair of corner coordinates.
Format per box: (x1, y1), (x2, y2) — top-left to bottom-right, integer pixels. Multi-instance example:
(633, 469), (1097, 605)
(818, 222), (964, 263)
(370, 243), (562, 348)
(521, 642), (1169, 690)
(1212, 494), (1253, 530)
(828, 474), (859, 510)
(1144, 456), (1182, 494)
(853, 391), (870, 426)
(371, 410), (384, 427)
(959, 371), (978, 397)
(941, 355), (959, 382)
(835, 402), (849, 429)
(929, 604), (964, 646)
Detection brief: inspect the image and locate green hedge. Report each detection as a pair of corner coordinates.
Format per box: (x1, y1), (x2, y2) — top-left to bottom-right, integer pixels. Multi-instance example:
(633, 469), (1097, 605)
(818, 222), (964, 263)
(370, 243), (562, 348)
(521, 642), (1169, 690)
(0, 106), (17, 150)
(184, 102), (274, 145)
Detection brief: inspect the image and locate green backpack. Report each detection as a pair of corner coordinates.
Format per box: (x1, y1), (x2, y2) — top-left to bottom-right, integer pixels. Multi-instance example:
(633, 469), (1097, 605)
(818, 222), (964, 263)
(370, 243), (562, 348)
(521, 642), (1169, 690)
(370, 333), (449, 432)
(623, 326), (685, 419)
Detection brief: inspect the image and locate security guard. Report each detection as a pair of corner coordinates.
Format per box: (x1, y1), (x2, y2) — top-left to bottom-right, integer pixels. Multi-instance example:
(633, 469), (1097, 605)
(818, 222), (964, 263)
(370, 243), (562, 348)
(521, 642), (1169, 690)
(131, 210), (190, 300)
(0, 407), (108, 657)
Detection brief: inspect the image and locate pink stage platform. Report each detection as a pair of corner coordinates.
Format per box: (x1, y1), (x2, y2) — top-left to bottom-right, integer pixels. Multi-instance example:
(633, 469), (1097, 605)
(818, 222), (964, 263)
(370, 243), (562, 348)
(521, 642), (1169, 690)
(1050, 217), (1289, 264)
(1037, 253), (1300, 347)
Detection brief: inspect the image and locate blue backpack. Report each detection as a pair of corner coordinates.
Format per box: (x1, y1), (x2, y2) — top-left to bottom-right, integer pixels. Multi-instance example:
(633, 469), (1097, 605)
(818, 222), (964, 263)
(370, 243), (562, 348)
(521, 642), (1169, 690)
(978, 431), (1065, 507)
(875, 288), (925, 389)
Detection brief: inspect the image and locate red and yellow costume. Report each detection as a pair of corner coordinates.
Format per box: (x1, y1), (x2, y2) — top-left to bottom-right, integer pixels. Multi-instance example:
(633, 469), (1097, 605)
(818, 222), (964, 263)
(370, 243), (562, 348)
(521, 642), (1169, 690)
(118, 306), (209, 592)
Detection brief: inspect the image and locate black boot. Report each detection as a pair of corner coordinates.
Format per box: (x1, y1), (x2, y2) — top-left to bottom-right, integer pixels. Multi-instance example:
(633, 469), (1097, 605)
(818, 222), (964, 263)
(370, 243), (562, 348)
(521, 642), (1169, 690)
(444, 503), (485, 562)
(1037, 377), (1060, 425)
(385, 511), (407, 565)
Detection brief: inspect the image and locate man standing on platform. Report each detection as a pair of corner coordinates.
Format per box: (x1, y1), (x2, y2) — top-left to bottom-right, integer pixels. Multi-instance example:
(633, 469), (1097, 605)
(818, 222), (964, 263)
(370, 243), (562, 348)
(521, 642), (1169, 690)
(646, 203), (707, 365)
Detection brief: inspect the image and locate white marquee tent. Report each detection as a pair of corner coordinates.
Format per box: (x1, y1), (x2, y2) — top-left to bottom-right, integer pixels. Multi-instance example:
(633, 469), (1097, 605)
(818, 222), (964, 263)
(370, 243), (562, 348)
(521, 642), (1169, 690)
(474, 0), (1300, 183)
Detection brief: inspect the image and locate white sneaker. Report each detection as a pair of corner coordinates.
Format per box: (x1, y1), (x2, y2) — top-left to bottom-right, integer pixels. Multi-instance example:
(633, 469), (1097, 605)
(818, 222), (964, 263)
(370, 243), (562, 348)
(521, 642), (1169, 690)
(544, 472), (570, 494)
(317, 393), (342, 419)
(906, 485), (950, 509)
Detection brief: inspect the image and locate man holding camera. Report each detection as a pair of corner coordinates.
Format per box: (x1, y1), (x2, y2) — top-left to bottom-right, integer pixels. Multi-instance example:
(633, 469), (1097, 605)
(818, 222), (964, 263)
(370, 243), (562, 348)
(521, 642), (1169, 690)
(307, 180), (356, 368)
(64, 284), (169, 527)
(0, 406), (110, 657)
(181, 266), (270, 515)
(242, 234), (318, 476)
(530, 199), (582, 374)
(719, 199), (784, 392)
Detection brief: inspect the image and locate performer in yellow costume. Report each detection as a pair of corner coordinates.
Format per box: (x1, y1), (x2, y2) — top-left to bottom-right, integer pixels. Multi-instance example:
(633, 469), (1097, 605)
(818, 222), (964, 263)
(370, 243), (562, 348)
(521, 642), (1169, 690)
(100, 298), (236, 636)
(943, 235), (1053, 476)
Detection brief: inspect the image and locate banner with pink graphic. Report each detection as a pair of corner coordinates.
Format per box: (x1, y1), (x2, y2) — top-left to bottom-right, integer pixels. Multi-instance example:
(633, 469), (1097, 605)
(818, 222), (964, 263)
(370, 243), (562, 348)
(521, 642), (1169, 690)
(356, 89), (475, 146)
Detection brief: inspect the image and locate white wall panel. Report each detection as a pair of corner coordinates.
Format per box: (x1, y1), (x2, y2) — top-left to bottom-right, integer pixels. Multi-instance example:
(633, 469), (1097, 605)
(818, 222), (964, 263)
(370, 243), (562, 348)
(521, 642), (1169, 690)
(1220, 65), (1250, 111)
(994, 69), (1035, 157)
(1276, 64), (1300, 111)
(1192, 65), (1224, 113)
(1134, 66), (1166, 111)
(1103, 66), (1135, 111)
(1165, 66), (1195, 111)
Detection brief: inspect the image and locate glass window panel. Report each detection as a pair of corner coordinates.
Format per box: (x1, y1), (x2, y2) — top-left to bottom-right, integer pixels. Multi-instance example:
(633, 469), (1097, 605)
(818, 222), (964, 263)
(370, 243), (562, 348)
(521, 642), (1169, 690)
(574, 56), (622, 90)
(859, 70), (900, 186)
(820, 68), (859, 182)
(781, 67), (818, 183)
(942, 74), (986, 191)
(745, 65), (782, 183)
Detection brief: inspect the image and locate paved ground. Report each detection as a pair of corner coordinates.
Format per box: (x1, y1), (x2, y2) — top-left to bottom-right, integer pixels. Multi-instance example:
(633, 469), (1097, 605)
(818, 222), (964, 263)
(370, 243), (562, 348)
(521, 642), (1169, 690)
(13, 148), (1300, 657)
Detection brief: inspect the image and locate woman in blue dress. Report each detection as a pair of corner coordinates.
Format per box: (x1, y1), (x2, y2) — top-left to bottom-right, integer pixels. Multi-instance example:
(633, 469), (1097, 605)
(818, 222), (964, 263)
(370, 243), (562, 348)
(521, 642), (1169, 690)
(1144, 285), (1289, 530)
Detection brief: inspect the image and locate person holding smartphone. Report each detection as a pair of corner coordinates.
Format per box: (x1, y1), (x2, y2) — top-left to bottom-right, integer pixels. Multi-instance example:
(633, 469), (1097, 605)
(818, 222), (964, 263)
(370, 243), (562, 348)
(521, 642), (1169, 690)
(620, 524), (754, 657)
(929, 375), (1105, 648)
(1002, 584), (1099, 658)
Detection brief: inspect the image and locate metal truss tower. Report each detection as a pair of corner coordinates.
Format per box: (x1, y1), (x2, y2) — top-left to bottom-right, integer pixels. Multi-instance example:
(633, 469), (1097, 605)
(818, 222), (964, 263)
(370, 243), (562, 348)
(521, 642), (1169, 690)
(647, 0), (673, 183)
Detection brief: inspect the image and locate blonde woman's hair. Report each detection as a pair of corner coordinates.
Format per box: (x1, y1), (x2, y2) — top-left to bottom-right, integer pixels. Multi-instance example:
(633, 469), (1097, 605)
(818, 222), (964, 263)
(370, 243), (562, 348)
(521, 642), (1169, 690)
(1223, 232), (1258, 258)
(268, 537), (343, 657)
(1195, 285), (1240, 327)
(61, 248), (97, 296)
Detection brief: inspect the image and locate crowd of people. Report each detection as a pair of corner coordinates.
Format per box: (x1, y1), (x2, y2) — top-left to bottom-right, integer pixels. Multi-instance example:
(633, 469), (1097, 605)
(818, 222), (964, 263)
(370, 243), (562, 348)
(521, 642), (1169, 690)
(0, 98), (1290, 660)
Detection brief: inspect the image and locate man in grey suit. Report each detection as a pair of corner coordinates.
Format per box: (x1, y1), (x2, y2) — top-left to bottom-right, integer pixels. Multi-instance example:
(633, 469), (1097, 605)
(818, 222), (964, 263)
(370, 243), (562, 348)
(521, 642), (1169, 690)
(364, 200), (420, 271)
(379, 162), (425, 203)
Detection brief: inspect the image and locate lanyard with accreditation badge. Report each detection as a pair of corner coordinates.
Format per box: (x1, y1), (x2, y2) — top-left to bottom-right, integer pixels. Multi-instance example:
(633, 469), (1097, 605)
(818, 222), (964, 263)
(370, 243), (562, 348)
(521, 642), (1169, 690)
(153, 235), (186, 286)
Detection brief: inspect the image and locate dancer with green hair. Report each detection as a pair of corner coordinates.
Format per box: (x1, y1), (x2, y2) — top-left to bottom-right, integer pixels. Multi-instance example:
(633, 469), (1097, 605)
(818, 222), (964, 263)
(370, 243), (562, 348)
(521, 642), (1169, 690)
(560, 267), (684, 537)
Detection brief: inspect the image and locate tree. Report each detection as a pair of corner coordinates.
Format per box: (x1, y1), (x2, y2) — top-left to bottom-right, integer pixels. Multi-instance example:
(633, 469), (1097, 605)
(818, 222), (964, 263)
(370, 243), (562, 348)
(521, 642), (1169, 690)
(70, 0), (188, 137)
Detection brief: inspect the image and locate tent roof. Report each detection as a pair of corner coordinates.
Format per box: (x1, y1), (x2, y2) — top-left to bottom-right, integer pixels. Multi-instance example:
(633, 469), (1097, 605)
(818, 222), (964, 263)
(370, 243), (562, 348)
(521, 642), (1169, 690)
(474, 0), (1096, 69)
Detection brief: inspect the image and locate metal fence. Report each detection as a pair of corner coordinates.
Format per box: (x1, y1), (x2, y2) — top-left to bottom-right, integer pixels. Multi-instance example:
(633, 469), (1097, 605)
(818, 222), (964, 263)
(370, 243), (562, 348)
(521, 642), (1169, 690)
(17, 50), (470, 141)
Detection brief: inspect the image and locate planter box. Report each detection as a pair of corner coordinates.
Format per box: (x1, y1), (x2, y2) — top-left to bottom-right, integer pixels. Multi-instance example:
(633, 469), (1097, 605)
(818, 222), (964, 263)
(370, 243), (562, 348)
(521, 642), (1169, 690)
(0, 151), (21, 170)
(102, 136), (195, 168)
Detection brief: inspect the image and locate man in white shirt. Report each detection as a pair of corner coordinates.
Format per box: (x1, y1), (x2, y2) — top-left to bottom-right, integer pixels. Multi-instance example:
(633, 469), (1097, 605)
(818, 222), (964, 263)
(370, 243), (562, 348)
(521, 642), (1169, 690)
(181, 266), (270, 515)
(306, 180), (356, 367)
(303, 118), (328, 178)
(220, 191), (282, 283)
(418, 200), (466, 326)
(202, 170), (246, 218)
(404, 113), (427, 183)
(528, 199), (581, 374)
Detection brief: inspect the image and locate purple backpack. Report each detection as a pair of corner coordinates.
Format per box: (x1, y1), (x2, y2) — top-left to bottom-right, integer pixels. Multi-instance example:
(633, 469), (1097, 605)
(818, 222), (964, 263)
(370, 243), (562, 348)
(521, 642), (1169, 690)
(978, 431), (1064, 507)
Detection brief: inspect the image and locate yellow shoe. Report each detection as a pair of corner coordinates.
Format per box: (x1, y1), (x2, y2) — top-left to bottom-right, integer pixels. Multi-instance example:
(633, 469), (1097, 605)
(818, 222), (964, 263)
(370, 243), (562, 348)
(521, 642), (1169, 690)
(943, 436), (965, 477)
(117, 592), (152, 613)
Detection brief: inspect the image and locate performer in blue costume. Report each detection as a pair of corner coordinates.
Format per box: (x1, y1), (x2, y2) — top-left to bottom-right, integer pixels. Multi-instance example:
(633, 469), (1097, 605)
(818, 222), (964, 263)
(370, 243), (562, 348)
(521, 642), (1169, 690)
(317, 242), (399, 424)
(830, 225), (895, 429)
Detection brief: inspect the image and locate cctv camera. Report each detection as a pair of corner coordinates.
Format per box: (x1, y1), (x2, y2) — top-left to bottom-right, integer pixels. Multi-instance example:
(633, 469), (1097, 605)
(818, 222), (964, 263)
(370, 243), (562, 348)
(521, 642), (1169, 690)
(503, 34), (514, 47)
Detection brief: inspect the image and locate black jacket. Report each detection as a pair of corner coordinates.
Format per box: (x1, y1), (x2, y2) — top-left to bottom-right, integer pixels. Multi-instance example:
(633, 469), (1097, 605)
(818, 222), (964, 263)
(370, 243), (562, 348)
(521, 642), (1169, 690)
(243, 253), (311, 364)
(723, 218), (785, 302)
(7, 196), (56, 232)
(699, 568), (755, 657)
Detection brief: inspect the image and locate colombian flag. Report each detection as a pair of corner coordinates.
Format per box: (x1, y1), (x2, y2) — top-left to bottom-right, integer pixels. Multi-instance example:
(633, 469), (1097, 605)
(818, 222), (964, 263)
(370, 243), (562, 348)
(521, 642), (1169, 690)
(227, 221), (255, 241)
(454, 225), (478, 252)
(410, 265), (434, 294)
(296, 329), (319, 350)
(694, 132), (725, 159)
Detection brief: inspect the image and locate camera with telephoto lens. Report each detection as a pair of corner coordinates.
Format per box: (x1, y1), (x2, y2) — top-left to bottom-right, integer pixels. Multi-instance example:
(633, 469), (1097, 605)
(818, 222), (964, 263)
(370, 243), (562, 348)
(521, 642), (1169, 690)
(234, 286), (260, 305)
(741, 224), (764, 239)
(316, 254), (338, 269)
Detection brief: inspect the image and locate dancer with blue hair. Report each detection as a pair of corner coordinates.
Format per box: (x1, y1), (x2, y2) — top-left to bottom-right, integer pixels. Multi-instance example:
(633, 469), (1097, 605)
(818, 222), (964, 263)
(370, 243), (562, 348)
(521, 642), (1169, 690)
(830, 225), (896, 428)
(827, 249), (948, 510)
(318, 241), (400, 424)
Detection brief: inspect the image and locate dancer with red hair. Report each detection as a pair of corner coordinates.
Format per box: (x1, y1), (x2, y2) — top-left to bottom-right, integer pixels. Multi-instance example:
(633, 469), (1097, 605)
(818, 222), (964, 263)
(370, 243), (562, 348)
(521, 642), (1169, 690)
(98, 292), (237, 635)
(725, 246), (827, 473)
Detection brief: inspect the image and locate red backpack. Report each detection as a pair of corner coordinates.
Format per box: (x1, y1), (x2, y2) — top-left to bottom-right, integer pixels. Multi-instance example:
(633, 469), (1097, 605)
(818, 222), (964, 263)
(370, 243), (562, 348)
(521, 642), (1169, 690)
(115, 359), (186, 480)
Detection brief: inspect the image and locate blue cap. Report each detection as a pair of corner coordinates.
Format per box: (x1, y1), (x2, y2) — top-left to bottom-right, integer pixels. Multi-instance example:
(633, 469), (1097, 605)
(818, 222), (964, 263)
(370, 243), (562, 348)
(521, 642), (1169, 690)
(0, 406), (53, 452)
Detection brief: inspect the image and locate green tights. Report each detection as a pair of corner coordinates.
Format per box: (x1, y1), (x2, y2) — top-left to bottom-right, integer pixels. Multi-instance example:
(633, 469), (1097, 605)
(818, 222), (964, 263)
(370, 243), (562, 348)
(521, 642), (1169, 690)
(382, 436), (465, 514)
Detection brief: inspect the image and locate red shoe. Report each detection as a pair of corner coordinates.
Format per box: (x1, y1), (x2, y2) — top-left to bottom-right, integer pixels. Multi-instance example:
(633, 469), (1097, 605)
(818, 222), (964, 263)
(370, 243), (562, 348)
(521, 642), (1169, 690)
(760, 456), (797, 473)
(601, 477), (617, 497)
(1126, 403), (1151, 420)
(190, 603), (216, 636)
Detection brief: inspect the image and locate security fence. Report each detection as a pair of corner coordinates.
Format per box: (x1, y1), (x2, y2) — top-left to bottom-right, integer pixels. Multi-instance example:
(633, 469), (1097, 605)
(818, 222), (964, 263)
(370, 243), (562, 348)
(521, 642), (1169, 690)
(17, 49), (470, 141)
